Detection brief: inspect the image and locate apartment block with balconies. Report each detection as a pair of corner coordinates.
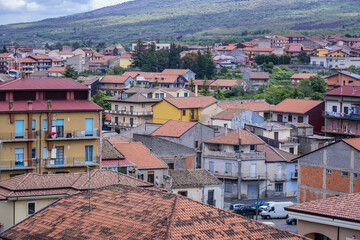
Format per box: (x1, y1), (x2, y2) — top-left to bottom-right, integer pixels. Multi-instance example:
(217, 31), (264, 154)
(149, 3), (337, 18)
(0, 78), (103, 179)
(322, 84), (360, 139)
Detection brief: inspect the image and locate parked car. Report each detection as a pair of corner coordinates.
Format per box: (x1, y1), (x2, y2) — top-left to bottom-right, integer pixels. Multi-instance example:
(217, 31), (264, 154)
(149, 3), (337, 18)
(251, 200), (270, 213)
(258, 202), (273, 213)
(235, 205), (257, 215)
(286, 218), (297, 225)
(260, 202), (294, 219)
(229, 203), (244, 211)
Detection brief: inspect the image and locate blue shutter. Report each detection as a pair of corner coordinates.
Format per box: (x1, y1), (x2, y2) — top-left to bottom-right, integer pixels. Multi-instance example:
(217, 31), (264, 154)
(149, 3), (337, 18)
(56, 119), (64, 126)
(15, 120), (24, 137)
(85, 118), (94, 136)
(43, 119), (48, 131)
(85, 145), (93, 162)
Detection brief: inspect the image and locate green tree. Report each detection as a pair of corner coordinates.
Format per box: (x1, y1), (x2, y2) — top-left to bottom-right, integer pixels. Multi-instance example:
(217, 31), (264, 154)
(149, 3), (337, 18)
(213, 86), (224, 100)
(204, 49), (216, 79)
(189, 79), (195, 92)
(107, 66), (124, 75)
(298, 51), (310, 64)
(54, 42), (63, 51)
(168, 43), (180, 69)
(255, 54), (267, 65)
(153, 79), (159, 87)
(91, 91), (111, 110)
(279, 55), (291, 64)
(309, 76), (327, 93)
(348, 65), (357, 73)
(231, 84), (245, 97)
(201, 79), (210, 96)
(141, 43), (158, 72)
(131, 39), (146, 68)
(63, 64), (77, 79)
(220, 67), (228, 75)
(297, 78), (313, 98)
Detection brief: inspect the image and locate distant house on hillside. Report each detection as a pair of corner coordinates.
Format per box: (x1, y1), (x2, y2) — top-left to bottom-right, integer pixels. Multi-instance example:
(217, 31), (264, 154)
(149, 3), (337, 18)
(242, 71), (269, 90)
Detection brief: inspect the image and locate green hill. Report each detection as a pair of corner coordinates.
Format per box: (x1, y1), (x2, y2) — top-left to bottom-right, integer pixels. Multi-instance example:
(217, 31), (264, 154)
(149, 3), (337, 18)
(0, 0), (359, 45)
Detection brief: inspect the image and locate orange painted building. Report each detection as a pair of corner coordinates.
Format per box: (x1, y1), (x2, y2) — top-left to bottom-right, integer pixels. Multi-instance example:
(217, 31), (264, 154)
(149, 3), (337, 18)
(325, 71), (360, 89)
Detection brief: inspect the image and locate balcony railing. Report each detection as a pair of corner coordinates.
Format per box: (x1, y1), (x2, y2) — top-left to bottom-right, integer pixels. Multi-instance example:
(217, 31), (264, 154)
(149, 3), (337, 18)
(241, 174), (267, 181)
(105, 110), (153, 116)
(321, 126), (360, 136)
(203, 150), (238, 159)
(0, 159), (37, 170)
(213, 170), (238, 178)
(0, 131), (37, 142)
(45, 157), (99, 168)
(106, 122), (138, 128)
(46, 130), (100, 140)
(207, 200), (216, 206)
(275, 173), (287, 181)
(323, 111), (360, 120)
(240, 152), (266, 160)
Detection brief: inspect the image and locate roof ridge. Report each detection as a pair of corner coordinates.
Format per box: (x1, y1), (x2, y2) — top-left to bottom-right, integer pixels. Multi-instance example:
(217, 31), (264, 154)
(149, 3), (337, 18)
(71, 171), (89, 190)
(165, 194), (178, 239)
(13, 173), (32, 191)
(267, 144), (287, 161)
(0, 78), (22, 89)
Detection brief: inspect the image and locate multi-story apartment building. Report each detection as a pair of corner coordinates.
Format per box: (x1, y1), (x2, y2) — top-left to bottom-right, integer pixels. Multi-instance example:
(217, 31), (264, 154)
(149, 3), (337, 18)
(0, 78), (103, 179)
(0, 53), (13, 74)
(322, 84), (360, 139)
(99, 75), (135, 96)
(8, 58), (37, 78)
(28, 56), (53, 71)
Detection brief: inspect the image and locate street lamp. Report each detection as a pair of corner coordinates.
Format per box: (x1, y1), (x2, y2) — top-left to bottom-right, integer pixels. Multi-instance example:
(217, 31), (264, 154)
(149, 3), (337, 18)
(255, 175), (272, 220)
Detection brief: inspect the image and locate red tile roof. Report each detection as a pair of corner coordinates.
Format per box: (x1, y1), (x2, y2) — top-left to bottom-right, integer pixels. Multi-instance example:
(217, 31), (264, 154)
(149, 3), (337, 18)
(152, 120), (197, 137)
(323, 85), (360, 97)
(163, 96), (217, 109)
(343, 138), (360, 151)
(100, 75), (131, 84)
(219, 101), (272, 112)
(286, 192), (360, 223)
(101, 159), (135, 167)
(257, 144), (297, 162)
(0, 78), (88, 91)
(216, 44), (237, 51)
(120, 52), (132, 58)
(0, 184), (308, 240)
(48, 67), (65, 72)
(244, 47), (275, 52)
(109, 140), (168, 169)
(212, 108), (247, 120)
(16, 58), (37, 63)
(0, 100), (102, 113)
(210, 79), (239, 87)
(290, 73), (317, 79)
(248, 72), (270, 79)
(271, 98), (323, 114)
(162, 69), (190, 75)
(205, 128), (264, 145)
(185, 79), (215, 86)
(29, 55), (51, 60)
(0, 53), (12, 58)
(58, 51), (74, 55)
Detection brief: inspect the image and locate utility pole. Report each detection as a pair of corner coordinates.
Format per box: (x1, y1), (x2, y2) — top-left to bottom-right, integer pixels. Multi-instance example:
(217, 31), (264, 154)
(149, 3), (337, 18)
(256, 175), (260, 220)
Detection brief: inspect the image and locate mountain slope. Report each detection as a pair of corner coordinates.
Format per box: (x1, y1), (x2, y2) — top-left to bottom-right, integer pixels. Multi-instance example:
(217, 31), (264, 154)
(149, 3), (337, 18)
(0, 0), (359, 45)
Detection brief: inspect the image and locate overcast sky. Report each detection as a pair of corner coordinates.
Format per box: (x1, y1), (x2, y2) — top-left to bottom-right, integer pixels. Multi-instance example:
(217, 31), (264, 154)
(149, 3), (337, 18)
(0, 0), (131, 25)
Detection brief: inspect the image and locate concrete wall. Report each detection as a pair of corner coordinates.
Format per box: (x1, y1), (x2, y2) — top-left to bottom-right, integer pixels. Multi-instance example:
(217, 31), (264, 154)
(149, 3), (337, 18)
(201, 104), (224, 126)
(204, 185), (224, 209)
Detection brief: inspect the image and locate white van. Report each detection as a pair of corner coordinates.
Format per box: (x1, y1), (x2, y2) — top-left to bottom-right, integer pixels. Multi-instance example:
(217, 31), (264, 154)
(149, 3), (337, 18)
(260, 202), (294, 219)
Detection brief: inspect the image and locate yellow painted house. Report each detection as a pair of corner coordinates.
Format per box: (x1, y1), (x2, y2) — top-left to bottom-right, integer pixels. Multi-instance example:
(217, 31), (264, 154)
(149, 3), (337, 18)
(325, 49), (349, 57)
(315, 48), (330, 57)
(119, 52), (133, 68)
(153, 96), (223, 125)
(0, 78), (103, 180)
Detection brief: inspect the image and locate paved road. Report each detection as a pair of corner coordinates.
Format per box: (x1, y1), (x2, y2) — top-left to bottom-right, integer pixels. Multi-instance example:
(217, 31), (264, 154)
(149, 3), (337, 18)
(225, 196), (298, 234)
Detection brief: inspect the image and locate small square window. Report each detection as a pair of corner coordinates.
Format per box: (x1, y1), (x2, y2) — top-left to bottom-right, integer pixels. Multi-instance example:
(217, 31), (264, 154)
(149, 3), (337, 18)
(168, 163), (174, 169)
(182, 110), (186, 116)
(275, 183), (283, 192)
(27, 202), (36, 215)
(250, 145), (256, 152)
(326, 169), (332, 175)
(32, 148), (36, 159)
(354, 173), (358, 179)
(178, 191), (187, 197)
(342, 171), (349, 177)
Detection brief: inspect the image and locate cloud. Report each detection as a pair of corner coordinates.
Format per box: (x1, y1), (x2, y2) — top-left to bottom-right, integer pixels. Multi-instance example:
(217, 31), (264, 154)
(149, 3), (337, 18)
(0, 0), (131, 25)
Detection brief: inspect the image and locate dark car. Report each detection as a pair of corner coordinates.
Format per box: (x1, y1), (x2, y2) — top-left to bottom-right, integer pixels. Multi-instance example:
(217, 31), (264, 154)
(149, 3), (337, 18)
(235, 205), (257, 215)
(286, 218), (297, 225)
(229, 203), (244, 211)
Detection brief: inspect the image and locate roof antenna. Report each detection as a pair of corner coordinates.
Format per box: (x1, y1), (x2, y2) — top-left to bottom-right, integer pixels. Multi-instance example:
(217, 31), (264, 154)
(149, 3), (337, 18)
(87, 166), (92, 211)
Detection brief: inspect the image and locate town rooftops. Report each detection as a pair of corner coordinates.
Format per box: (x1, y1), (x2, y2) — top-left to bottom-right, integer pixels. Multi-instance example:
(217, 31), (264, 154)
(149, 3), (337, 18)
(120, 52), (132, 58)
(205, 128), (264, 145)
(325, 71), (360, 80)
(247, 72), (270, 79)
(0, 184), (307, 240)
(152, 119), (197, 137)
(257, 144), (297, 163)
(212, 108), (247, 120)
(290, 73), (317, 79)
(342, 138), (360, 151)
(284, 34), (305, 38)
(150, 74), (186, 83)
(0, 53), (12, 58)
(216, 44), (237, 51)
(244, 47), (275, 52)
(48, 67), (66, 72)
(271, 98), (323, 114)
(169, 169), (222, 188)
(15, 58), (37, 63)
(162, 96), (217, 109)
(210, 79), (239, 87)
(161, 69), (191, 75)
(219, 101), (272, 112)
(102, 139), (125, 160)
(106, 93), (161, 103)
(100, 75), (132, 84)
(246, 122), (292, 130)
(0, 170), (152, 200)
(285, 192), (360, 224)
(185, 79), (215, 86)
(323, 85), (360, 97)
(109, 139), (168, 169)
(0, 78), (88, 91)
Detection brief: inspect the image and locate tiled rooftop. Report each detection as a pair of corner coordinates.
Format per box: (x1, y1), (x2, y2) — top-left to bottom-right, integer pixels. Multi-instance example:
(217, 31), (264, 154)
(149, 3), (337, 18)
(290, 73), (317, 79)
(212, 108), (247, 120)
(169, 169), (222, 188)
(246, 122), (291, 130)
(248, 72), (269, 79)
(205, 128), (264, 145)
(219, 101), (272, 112)
(210, 79), (239, 87)
(342, 138), (360, 151)
(257, 144), (297, 162)
(152, 120), (197, 137)
(271, 98), (323, 114)
(100, 75), (131, 84)
(161, 69), (190, 75)
(163, 96), (217, 109)
(0, 184), (308, 240)
(0, 78), (88, 91)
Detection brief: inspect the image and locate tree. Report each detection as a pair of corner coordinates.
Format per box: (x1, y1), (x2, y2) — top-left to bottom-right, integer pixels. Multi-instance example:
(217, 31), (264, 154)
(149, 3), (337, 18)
(201, 79), (210, 96)
(231, 84), (245, 97)
(63, 64), (77, 79)
(279, 55), (291, 64)
(213, 87), (224, 100)
(203, 49), (216, 80)
(298, 51), (310, 64)
(96, 42), (106, 52)
(153, 79), (159, 87)
(131, 39), (146, 68)
(220, 67), (228, 75)
(168, 43), (180, 69)
(348, 65), (357, 73)
(297, 78), (313, 98)
(107, 66), (124, 75)
(54, 42), (63, 51)
(189, 79), (195, 92)
(309, 76), (327, 93)
(91, 91), (111, 110)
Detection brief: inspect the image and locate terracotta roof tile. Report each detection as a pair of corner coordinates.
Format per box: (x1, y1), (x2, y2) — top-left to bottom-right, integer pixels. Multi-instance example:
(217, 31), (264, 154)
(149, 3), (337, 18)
(185, 79), (215, 86)
(109, 140), (168, 169)
(210, 79), (240, 87)
(120, 52), (132, 58)
(152, 120), (197, 137)
(323, 85), (360, 97)
(0, 78), (88, 91)
(219, 101), (272, 112)
(162, 69), (190, 75)
(290, 73), (317, 79)
(257, 144), (297, 162)
(100, 75), (131, 84)
(163, 96), (217, 109)
(205, 128), (264, 145)
(0, 185), (308, 240)
(248, 72), (269, 79)
(212, 108), (247, 120)
(286, 192), (360, 223)
(48, 67), (65, 72)
(16, 58), (37, 63)
(102, 139), (125, 160)
(271, 98), (323, 114)
(343, 138), (360, 151)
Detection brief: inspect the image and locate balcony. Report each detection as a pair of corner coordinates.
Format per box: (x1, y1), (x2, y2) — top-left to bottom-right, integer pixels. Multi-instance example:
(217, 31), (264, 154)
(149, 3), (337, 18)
(323, 111), (360, 120)
(45, 157), (99, 168)
(46, 130), (100, 141)
(207, 200), (216, 206)
(203, 150), (238, 159)
(291, 171), (298, 180)
(107, 122), (138, 128)
(0, 159), (37, 170)
(190, 116), (199, 122)
(0, 132), (37, 142)
(240, 152), (266, 160)
(241, 174), (267, 181)
(213, 170), (238, 179)
(321, 126), (360, 136)
(275, 173), (287, 181)
(105, 110), (153, 116)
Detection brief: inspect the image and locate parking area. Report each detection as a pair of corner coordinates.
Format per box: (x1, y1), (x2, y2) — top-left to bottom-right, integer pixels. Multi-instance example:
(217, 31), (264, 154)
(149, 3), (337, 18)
(225, 197), (298, 234)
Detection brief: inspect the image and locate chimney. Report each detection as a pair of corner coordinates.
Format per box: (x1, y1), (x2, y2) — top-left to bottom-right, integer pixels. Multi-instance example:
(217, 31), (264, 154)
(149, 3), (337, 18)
(9, 100), (13, 111)
(47, 100), (52, 110)
(224, 124), (228, 136)
(27, 101), (33, 111)
(195, 84), (198, 97)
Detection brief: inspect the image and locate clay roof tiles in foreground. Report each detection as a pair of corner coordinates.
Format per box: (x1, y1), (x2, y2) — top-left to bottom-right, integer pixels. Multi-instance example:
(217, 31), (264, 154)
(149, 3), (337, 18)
(0, 184), (308, 240)
(151, 119), (197, 137)
(163, 96), (217, 109)
(205, 128), (264, 145)
(285, 192), (360, 223)
(271, 98), (323, 114)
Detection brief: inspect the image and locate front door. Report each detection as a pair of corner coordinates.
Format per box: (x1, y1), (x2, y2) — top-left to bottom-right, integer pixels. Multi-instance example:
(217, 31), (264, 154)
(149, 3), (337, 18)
(15, 120), (24, 138)
(277, 114), (283, 122)
(85, 118), (94, 136)
(247, 183), (259, 199)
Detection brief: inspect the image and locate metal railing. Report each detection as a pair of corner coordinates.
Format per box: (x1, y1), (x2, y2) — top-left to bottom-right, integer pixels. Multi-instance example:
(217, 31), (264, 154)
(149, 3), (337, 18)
(46, 130), (100, 139)
(323, 111), (360, 120)
(213, 170), (238, 178)
(45, 157), (99, 168)
(106, 122), (138, 128)
(240, 152), (266, 160)
(203, 150), (238, 159)
(106, 110), (153, 116)
(0, 131), (37, 141)
(0, 159), (37, 170)
(321, 126), (360, 136)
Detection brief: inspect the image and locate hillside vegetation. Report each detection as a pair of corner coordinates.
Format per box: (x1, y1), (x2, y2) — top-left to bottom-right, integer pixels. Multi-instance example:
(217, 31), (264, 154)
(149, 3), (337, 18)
(0, 0), (359, 45)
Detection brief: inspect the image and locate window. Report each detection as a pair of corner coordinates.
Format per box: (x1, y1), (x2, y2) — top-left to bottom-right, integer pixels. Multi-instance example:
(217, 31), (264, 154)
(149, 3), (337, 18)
(182, 110), (186, 116)
(168, 163), (174, 169)
(32, 120), (36, 130)
(55, 119), (64, 137)
(289, 148), (294, 154)
(298, 116), (303, 123)
(354, 173), (358, 179)
(344, 107), (349, 114)
(15, 120), (25, 137)
(178, 191), (187, 197)
(27, 202), (36, 215)
(342, 171), (349, 177)
(194, 141), (199, 148)
(155, 93), (160, 98)
(332, 105), (338, 112)
(288, 115), (292, 122)
(43, 147), (48, 159)
(326, 169), (332, 175)
(225, 163), (232, 173)
(43, 119), (47, 131)
(177, 93), (179, 97)
(225, 181), (232, 193)
(32, 148), (36, 159)
(55, 146), (64, 165)
(115, 105), (118, 111)
(142, 104), (146, 108)
(234, 145), (240, 152)
(275, 183), (283, 192)
(85, 145), (93, 163)
(85, 118), (94, 136)
(160, 93), (164, 98)
(250, 145), (256, 152)
(250, 163), (257, 178)
(209, 161), (214, 174)
(15, 148), (24, 167)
